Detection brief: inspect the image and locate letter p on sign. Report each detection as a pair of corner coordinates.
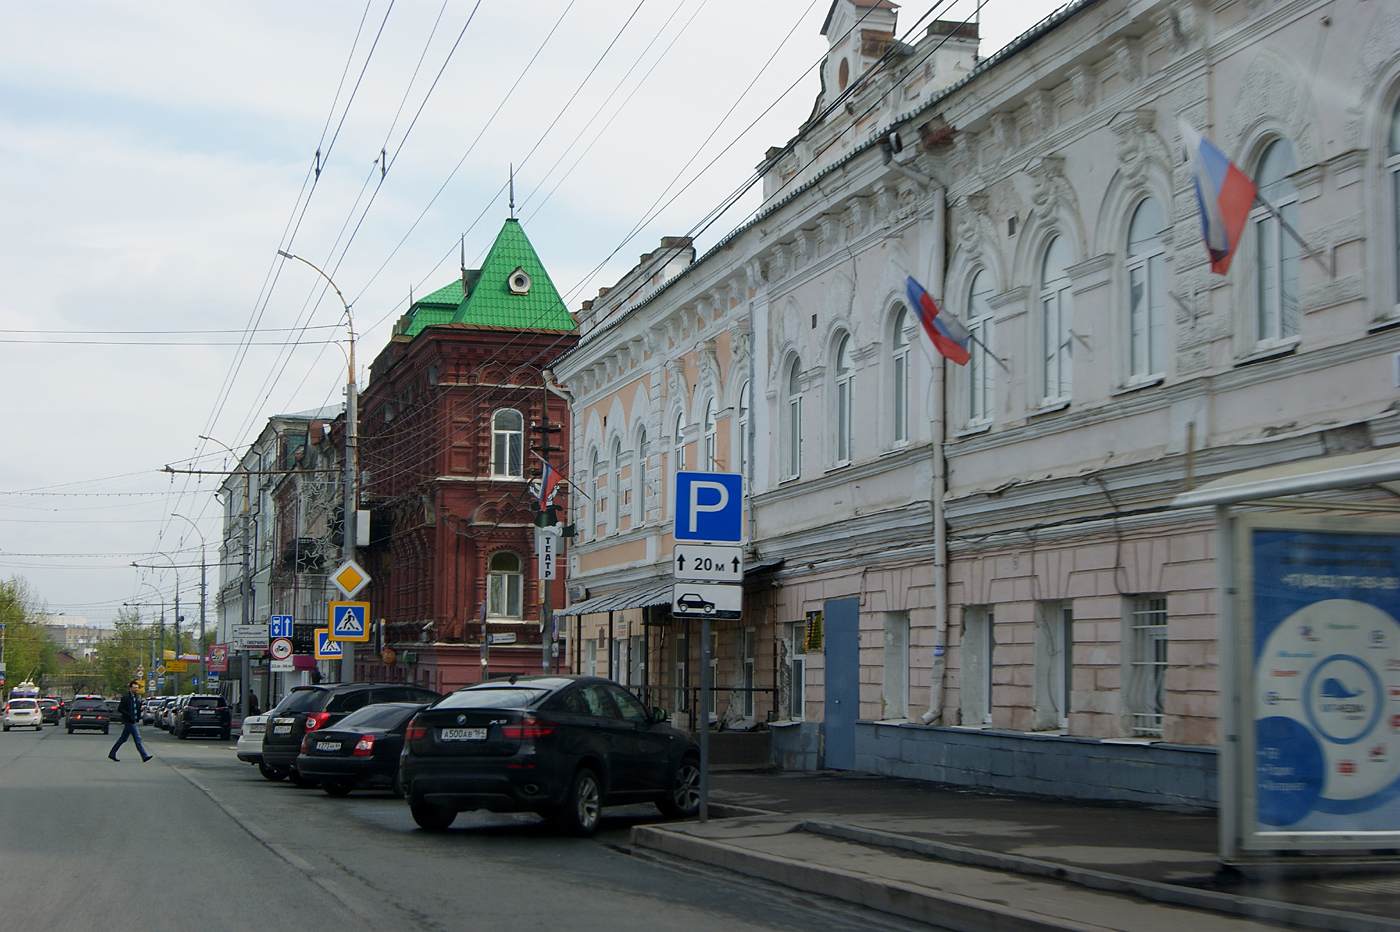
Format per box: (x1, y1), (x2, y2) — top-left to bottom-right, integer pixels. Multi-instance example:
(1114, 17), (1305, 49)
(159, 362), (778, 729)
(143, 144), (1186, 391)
(674, 471), (743, 542)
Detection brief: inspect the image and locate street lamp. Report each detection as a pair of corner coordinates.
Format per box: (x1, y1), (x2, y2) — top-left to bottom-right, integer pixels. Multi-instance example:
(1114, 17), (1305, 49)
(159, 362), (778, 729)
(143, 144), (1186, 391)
(142, 553), (180, 692)
(202, 434), (254, 717)
(172, 513), (208, 694)
(277, 249), (357, 684)
(134, 581), (165, 690)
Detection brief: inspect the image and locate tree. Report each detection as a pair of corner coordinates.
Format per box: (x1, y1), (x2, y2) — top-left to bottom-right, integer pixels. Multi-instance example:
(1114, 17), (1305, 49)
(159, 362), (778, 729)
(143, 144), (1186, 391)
(94, 608), (148, 696)
(0, 577), (58, 692)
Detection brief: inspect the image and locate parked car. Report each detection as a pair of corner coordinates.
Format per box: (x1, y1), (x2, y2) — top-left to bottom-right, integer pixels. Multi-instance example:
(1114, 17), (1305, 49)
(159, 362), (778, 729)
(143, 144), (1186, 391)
(296, 702), (429, 797)
(237, 714), (278, 779)
(158, 697), (182, 730)
(398, 676), (700, 835)
(37, 698), (62, 725)
(4, 698), (43, 731)
(140, 698), (158, 725)
(66, 697), (111, 734)
(261, 684), (441, 787)
(172, 694), (231, 740)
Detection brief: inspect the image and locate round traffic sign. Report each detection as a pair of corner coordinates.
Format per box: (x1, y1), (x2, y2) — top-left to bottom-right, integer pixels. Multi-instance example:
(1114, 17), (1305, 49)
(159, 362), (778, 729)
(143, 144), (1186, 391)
(270, 637), (294, 661)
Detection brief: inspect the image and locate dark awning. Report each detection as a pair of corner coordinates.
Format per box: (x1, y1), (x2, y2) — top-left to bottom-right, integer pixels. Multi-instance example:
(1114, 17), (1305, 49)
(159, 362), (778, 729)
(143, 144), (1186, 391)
(555, 579), (673, 617)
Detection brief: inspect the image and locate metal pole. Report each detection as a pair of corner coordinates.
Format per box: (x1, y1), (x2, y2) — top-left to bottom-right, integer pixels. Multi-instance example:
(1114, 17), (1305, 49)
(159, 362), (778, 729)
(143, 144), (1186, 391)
(699, 614), (710, 822)
(172, 514), (207, 694)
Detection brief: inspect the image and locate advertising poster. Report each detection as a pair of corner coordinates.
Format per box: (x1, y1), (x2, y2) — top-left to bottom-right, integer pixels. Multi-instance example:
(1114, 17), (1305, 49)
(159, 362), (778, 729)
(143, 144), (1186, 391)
(1249, 523), (1400, 843)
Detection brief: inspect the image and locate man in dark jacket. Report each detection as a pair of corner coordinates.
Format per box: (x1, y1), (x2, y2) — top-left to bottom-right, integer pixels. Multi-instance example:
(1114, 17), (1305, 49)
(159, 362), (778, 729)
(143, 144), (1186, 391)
(109, 680), (152, 763)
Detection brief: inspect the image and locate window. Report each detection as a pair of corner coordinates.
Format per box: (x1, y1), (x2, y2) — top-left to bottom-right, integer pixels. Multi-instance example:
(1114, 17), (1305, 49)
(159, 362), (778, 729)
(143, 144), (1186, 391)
(634, 427), (649, 524)
(584, 639), (597, 677)
(1125, 198), (1167, 381)
(737, 382), (751, 476)
(1034, 601), (1073, 730)
(966, 272), (994, 424)
(709, 631), (719, 718)
(703, 398), (718, 470)
(1252, 139), (1300, 347)
(834, 334), (854, 464)
(610, 437), (623, 531)
(491, 409), (524, 477)
(589, 448), (602, 539)
(1040, 237), (1073, 403)
(741, 627), (756, 719)
(674, 632), (688, 713)
(786, 357), (803, 479)
(1126, 596), (1168, 737)
(960, 606), (994, 725)
(673, 411), (686, 471)
(891, 307), (910, 443)
(883, 611), (909, 720)
(1390, 98), (1400, 311)
(487, 551), (523, 618)
(788, 623), (807, 721)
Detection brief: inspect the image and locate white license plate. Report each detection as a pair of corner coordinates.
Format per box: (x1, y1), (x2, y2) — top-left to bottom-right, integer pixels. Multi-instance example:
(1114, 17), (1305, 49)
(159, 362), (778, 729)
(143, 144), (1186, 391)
(440, 727), (487, 742)
(273, 725), (292, 735)
(316, 741), (340, 752)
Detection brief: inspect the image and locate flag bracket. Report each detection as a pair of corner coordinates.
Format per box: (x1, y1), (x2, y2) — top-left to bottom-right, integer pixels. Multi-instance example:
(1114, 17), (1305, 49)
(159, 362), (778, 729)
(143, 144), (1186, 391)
(1253, 193), (1333, 279)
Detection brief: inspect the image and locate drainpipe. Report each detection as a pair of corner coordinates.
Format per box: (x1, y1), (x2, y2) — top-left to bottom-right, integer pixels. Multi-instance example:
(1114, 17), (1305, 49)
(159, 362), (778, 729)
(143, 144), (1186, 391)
(922, 186), (949, 726)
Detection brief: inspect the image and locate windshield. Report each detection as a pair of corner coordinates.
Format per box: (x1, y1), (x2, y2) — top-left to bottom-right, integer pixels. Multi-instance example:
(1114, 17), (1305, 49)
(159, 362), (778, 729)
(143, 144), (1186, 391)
(337, 704), (422, 731)
(436, 687), (552, 710)
(277, 689), (329, 714)
(188, 697), (224, 709)
(72, 700), (105, 711)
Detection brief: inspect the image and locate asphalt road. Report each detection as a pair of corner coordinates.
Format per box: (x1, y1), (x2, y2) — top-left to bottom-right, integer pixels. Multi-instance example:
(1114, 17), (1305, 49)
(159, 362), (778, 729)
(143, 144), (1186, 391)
(0, 722), (934, 932)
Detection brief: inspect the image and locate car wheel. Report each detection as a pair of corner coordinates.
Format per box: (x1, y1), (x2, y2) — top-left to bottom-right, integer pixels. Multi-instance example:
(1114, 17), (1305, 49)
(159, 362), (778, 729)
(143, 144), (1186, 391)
(220, 729), (231, 742)
(657, 755), (702, 819)
(66, 728), (73, 734)
(3, 726), (9, 732)
(287, 768), (319, 789)
(102, 727), (109, 735)
(322, 778), (354, 797)
(410, 796), (456, 832)
(258, 762), (287, 782)
(554, 767), (602, 837)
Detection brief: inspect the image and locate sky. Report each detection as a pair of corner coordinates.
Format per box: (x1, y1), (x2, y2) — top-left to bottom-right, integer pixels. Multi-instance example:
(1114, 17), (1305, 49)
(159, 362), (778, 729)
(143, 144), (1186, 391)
(0, 0), (1060, 625)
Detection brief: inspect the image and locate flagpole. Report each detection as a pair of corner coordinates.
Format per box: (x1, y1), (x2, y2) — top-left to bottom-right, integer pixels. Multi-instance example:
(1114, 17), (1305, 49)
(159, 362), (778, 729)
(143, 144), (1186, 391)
(1252, 192), (1332, 279)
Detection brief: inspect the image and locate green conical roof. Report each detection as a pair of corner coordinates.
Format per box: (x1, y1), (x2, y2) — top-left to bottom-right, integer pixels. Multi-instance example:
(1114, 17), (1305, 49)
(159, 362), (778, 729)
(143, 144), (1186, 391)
(398, 219), (576, 338)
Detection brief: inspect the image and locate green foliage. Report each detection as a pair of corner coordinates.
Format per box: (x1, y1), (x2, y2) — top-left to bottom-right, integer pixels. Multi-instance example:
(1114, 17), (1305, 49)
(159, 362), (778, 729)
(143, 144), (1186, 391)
(96, 607), (149, 696)
(0, 577), (58, 692)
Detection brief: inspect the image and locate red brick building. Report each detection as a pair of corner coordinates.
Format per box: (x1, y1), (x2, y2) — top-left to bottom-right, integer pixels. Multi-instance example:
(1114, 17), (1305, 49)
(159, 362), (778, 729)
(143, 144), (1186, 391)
(355, 219), (577, 692)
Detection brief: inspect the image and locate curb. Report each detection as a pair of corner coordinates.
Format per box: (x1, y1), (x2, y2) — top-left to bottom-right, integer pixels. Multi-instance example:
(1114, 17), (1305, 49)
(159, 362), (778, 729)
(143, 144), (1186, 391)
(634, 824), (1131, 932)
(801, 821), (1399, 932)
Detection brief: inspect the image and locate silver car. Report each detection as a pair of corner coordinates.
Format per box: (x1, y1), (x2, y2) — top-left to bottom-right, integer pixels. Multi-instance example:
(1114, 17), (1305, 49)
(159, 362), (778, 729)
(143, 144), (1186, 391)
(4, 699), (43, 731)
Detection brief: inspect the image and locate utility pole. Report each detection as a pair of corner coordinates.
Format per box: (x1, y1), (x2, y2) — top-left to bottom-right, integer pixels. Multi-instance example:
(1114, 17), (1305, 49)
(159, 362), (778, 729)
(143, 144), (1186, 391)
(203, 434), (252, 717)
(173, 514), (207, 694)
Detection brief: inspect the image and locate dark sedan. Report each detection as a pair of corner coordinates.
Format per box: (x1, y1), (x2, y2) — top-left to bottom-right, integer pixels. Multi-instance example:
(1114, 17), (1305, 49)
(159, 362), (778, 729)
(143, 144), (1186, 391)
(398, 675), (701, 836)
(172, 695), (232, 740)
(66, 697), (111, 734)
(295, 702), (428, 797)
(37, 699), (61, 725)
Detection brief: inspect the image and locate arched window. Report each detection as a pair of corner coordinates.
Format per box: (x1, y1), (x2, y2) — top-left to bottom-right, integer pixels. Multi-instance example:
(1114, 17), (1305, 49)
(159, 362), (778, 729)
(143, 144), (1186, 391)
(491, 409), (523, 477)
(786, 357), (803, 480)
(834, 334), (854, 464)
(487, 551), (523, 618)
(1252, 139), (1300, 346)
(966, 272), (995, 424)
(1390, 98), (1400, 311)
(610, 437), (623, 531)
(1126, 197), (1166, 381)
(737, 381), (751, 476)
(589, 448), (602, 540)
(1040, 236), (1073, 403)
(634, 427), (649, 523)
(703, 399), (718, 470)
(891, 307), (910, 443)
(672, 410), (687, 471)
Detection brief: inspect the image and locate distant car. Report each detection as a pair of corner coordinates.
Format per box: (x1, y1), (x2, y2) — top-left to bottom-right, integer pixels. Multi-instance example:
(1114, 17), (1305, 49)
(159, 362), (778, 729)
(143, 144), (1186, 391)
(36, 699), (61, 725)
(140, 699), (159, 725)
(398, 676), (700, 835)
(675, 593), (715, 613)
(261, 684), (441, 787)
(172, 694), (231, 740)
(296, 702), (429, 797)
(158, 697), (180, 730)
(4, 698), (43, 731)
(66, 697), (111, 734)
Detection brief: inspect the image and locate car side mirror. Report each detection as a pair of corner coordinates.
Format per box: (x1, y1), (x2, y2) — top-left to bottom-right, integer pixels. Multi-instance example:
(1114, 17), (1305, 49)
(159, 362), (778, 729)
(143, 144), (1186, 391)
(651, 707), (668, 724)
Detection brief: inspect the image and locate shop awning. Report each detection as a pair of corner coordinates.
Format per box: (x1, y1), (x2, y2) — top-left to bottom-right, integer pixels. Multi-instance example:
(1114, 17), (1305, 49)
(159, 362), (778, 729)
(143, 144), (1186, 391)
(1170, 448), (1400, 509)
(555, 579), (673, 617)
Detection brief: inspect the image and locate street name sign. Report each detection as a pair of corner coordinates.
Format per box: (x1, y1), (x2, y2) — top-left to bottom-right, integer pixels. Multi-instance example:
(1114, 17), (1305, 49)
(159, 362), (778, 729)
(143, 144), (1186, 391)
(332, 560), (370, 598)
(673, 471), (743, 543)
(269, 638), (293, 661)
(329, 601), (371, 642)
(673, 543), (743, 582)
(486, 631), (517, 645)
(314, 628), (344, 660)
(269, 615), (294, 640)
(672, 582), (743, 619)
(231, 625), (268, 650)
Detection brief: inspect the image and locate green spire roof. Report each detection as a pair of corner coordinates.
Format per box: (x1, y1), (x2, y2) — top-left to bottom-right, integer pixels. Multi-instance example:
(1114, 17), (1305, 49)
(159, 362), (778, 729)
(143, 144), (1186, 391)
(398, 219), (576, 338)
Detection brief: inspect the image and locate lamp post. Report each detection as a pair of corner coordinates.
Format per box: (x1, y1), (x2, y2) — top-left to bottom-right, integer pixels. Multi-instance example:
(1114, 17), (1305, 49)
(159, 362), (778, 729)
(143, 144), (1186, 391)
(172, 513), (208, 693)
(136, 581), (164, 691)
(145, 553), (180, 692)
(277, 250), (357, 684)
(202, 434), (253, 718)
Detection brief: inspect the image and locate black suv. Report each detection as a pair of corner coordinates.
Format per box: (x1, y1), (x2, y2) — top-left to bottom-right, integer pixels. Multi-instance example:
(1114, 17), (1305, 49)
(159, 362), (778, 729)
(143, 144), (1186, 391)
(261, 683), (441, 787)
(66, 696), (111, 734)
(172, 694), (232, 740)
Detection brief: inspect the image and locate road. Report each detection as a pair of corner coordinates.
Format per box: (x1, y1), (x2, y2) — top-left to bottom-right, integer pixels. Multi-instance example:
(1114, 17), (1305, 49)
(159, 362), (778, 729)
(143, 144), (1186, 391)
(0, 723), (932, 932)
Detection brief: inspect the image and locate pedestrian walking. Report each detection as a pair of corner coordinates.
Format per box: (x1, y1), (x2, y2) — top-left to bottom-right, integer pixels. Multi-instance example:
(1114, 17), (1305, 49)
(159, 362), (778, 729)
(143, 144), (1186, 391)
(247, 690), (260, 717)
(109, 680), (152, 763)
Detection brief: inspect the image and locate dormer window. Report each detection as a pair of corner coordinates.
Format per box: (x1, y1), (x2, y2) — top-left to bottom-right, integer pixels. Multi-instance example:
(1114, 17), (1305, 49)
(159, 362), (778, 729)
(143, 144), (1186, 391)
(508, 267), (532, 295)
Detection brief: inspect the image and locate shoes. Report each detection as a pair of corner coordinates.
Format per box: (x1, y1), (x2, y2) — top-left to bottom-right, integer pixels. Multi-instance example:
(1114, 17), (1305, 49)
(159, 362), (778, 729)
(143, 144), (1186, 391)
(141, 755), (152, 763)
(108, 754), (119, 762)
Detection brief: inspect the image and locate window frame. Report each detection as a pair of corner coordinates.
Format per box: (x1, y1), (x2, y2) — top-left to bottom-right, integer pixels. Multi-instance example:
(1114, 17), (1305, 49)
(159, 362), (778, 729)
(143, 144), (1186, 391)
(1250, 138), (1301, 351)
(487, 550), (524, 619)
(965, 271), (995, 426)
(490, 408), (524, 478)
(1039, 236), (1073, 406)
(1124, 595), (1168, 738)
(785, 357), (803, 480)
(1389, 97), (1400, 315)
(634, 426), (649, 525)
(1125, 196), (1167, 384)
(609, 436), (623, 533)
(833, 333), (854, 466)
(703, 398), (718, 470)
(737, 381), (751, 477)
(890, 306), (911, 444)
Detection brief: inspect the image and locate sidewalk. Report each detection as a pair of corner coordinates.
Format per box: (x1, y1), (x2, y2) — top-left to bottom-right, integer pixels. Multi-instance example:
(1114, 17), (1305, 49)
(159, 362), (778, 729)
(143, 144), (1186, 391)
(629, 771), (1400, 932)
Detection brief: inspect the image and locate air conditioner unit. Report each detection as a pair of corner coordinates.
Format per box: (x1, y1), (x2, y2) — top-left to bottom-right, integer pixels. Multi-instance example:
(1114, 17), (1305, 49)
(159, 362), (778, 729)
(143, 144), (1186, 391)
(567, 584), (589, 602)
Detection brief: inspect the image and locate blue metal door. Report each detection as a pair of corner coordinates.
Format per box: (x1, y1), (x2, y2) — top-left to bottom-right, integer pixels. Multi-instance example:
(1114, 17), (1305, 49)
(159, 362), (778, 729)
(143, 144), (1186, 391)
(823, 597), (860, 770)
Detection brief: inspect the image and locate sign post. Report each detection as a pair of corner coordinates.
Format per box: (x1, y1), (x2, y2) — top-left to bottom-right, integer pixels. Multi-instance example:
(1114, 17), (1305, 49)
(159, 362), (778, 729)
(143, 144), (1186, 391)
(331, 562), (371, 683)
(672, 470), (744, 823)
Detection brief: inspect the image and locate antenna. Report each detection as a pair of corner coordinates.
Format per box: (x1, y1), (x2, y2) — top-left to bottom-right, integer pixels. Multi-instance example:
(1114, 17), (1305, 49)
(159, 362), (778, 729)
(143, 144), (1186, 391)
(509, 163), (516, 219)
(460, 234), (468, 294)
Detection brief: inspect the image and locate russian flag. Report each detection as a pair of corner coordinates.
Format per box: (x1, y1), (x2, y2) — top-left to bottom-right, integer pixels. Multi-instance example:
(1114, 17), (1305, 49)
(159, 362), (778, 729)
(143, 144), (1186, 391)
(906, 276), (971, 366)
(1181, 121), (1256, 275)
(538, 460), (563, 509)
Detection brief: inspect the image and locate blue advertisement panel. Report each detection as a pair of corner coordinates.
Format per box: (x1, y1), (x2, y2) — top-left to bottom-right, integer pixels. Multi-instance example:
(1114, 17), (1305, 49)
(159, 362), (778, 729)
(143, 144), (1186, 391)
(1250, 526), (1400, 837)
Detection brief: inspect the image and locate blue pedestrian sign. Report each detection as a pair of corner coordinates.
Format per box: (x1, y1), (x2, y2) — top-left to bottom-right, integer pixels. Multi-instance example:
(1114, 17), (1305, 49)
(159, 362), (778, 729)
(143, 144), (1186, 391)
(314, 628), (344, 660)
(270, 615), (294, 639)
(329, 602), (370, 642)
(673, 471), (743, 543)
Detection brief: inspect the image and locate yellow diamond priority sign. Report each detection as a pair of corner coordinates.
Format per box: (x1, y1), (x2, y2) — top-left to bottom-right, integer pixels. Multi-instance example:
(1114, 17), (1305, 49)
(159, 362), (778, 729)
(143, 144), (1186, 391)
(332, 559), (370, 598)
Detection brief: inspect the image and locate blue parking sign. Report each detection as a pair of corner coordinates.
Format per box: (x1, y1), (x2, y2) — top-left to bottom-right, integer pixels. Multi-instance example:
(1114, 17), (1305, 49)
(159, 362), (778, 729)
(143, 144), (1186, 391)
(673, 471), (743, 543)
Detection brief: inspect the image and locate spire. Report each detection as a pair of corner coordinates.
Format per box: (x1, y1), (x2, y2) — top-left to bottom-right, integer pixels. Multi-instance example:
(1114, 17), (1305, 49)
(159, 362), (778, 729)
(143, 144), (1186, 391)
(509, 163), (516, 220)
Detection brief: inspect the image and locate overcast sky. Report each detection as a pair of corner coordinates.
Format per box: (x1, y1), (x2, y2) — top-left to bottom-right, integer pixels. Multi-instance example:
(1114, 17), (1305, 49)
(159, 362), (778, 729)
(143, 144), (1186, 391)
(0, 0), (1058, 624)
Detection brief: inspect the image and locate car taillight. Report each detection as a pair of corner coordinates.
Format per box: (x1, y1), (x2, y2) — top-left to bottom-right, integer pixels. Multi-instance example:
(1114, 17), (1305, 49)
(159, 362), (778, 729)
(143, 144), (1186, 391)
(404, 715), (427, 741)
(305, 712), (332, 732)
(500, 715), (555, 740)
(353, 735), (374, 756)
(301, 734), (313, 753)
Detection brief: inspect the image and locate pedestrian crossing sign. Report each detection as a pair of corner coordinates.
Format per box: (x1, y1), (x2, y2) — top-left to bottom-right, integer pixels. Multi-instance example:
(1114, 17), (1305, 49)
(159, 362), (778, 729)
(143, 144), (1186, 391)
(328, 601), (370, 642)
(314, 628), (344, 659)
